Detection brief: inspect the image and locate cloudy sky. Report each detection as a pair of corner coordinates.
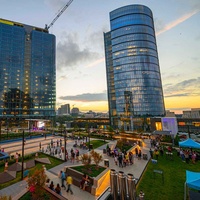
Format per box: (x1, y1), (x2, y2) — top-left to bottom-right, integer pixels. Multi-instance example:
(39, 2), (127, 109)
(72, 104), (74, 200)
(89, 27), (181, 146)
(1, 0), (200, 114)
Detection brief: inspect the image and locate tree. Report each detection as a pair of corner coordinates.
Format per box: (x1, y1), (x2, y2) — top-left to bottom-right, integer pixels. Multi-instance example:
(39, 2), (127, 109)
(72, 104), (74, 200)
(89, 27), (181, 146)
(27, 168), (47, 200)
(90, 150), (103, 168)
(80, 153), (92, 169)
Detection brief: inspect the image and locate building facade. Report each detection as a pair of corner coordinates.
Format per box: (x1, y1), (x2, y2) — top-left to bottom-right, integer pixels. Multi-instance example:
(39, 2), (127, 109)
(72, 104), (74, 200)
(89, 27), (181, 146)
(182, 108), (200, 119)
(0, 19), (56, 127)
(57, 104), (70, 115)
(150, 117), (200, 134)
(104, 5), (165, 130)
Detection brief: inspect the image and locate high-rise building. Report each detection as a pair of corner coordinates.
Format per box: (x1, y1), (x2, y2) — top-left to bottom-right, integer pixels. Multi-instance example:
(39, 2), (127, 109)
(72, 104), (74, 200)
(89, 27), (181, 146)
(104, 5), (165, 130)
(0, 19), (56, 124)
(57, 104), (71, 115)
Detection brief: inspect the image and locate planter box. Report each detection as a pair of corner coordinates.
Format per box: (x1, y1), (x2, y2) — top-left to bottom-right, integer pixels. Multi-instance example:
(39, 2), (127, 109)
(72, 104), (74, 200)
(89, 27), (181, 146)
(65, 165), (110, 196)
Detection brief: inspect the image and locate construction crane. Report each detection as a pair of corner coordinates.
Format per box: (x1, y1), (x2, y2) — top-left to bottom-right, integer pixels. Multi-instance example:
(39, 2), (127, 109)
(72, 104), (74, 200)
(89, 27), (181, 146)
(45, 0), (73, 30)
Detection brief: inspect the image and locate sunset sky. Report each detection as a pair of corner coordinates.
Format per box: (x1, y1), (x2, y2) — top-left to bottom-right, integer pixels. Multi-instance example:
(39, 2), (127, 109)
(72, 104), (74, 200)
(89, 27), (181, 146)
(0, 0), (200, 114)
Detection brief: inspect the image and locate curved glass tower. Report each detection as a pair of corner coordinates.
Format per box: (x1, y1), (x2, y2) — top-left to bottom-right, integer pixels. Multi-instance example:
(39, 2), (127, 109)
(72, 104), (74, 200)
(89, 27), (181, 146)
(104, 5), (165, 130)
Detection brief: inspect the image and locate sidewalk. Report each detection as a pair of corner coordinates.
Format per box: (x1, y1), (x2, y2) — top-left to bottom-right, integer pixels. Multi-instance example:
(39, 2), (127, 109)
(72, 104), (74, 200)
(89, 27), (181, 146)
(0, 139), (151, 200)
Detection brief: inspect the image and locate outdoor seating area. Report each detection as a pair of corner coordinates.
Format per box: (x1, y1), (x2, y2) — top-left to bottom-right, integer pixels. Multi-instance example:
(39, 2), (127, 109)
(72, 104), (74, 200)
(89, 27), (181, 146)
(65, 167), (94, 193)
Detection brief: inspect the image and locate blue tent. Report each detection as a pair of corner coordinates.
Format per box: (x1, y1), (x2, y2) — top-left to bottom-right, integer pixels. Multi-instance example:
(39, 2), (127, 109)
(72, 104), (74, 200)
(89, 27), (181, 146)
(186, 170), (200, 190)
(184, 170), (200, 200)
(179, 138), (200, 149)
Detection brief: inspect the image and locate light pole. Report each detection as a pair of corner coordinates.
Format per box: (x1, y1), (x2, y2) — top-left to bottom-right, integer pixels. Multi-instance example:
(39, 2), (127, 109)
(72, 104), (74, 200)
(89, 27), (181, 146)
(21, 130), (25, 180)
(88, 129), (90, 151)
(64, 129), (67, 161)
(6, 118), (9, 139)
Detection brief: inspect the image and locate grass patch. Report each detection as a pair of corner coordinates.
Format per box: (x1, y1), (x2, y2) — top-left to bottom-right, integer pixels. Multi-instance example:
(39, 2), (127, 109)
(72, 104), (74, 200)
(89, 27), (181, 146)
(136, 150), (200, 200)
(0, 152), (64, 190)
(71, 164), (106, 177)
(86, 140), (108, 149)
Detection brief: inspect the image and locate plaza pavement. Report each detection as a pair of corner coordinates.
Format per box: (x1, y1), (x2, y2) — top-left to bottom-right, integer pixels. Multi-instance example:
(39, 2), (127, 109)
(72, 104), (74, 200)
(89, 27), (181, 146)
(0, 137), (151, 200)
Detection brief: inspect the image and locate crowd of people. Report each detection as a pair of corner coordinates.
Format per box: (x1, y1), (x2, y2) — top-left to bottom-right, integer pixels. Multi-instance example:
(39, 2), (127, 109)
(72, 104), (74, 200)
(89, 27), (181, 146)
(179, 148), (198, 164)
(39, 138), (82, 162)
(108, 148), (135, 167)
(149, 137), (199, 164)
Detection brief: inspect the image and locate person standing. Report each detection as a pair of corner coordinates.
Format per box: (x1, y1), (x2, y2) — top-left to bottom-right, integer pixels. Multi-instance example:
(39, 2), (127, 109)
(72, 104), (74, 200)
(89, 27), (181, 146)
(149, 148), (153, 159)
(15, 152), (19, 163)
(66, 175), (73, 194)
(118, 153), (123, 168)
(135, 147), (138, 158)
(4, 161), (8, 171)
(39, 142), (41, 151)
(138, 149), (142, 160)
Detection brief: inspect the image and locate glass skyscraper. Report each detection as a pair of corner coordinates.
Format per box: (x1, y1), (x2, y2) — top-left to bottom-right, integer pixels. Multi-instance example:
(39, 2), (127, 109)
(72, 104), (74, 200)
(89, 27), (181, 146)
(104, 5), (165, 130)
(0, 19), (56, 126)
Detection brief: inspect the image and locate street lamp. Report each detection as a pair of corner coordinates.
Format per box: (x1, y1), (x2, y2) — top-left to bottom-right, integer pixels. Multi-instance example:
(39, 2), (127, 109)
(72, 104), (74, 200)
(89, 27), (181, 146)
(64, 130), (67, 161)
(88, 128), (91, 151)
(6, 118), (9, 139)
(21, 130), (25, 180)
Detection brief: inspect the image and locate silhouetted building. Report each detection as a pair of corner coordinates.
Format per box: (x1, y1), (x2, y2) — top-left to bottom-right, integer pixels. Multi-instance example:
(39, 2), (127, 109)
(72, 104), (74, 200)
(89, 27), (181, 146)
(58, 104), (70, 115)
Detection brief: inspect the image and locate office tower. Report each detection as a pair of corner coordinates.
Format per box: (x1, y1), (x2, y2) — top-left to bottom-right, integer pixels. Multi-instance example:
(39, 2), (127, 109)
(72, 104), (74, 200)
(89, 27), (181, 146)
(104, 5), (165, 130)
(58, 104), (71, 115)
(0, 19), (56, 124)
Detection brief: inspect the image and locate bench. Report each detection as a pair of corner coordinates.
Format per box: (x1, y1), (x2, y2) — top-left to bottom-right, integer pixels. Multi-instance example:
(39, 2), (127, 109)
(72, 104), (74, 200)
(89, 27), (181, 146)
(66, 167), (93, 193)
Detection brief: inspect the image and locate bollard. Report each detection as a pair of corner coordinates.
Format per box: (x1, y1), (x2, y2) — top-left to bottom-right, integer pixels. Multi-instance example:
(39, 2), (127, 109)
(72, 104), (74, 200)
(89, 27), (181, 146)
(127, 173), (136, 200)
(110, 169), (118, 200)
(118, 171), (127, 200)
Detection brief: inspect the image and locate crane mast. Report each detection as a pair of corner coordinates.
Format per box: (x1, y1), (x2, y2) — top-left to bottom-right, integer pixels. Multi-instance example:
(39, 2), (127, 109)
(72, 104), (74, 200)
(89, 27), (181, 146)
(45, 0), (73, 30)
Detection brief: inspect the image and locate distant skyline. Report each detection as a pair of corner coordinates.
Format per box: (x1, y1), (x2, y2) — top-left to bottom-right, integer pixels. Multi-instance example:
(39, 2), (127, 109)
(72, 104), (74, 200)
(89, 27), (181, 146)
(0, 0), (200, 114)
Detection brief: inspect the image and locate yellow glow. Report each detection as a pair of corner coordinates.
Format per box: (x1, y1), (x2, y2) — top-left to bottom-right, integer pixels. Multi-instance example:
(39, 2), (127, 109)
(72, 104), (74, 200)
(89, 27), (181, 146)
(155, 122), (162, 130)
(95, 170), (110, 196)
(165, 96), (200, 112)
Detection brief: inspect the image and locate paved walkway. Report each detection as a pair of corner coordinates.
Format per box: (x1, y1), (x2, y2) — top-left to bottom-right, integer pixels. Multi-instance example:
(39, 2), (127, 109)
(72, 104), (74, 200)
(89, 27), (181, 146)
(0, 139), (151, 200)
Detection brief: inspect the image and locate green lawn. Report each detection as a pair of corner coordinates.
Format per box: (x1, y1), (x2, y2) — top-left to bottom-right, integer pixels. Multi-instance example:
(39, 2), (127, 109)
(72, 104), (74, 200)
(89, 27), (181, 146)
(86, 139), (108, 149)
(136, 150), (200, 200)
(71, 164), (106, 177)
(0, 153), (64, 190)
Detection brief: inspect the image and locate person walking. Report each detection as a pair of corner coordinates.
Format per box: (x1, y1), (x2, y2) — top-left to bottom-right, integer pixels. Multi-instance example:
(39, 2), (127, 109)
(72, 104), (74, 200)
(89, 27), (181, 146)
(60, 170), (66, 189)
(66, 175), (73, 194)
